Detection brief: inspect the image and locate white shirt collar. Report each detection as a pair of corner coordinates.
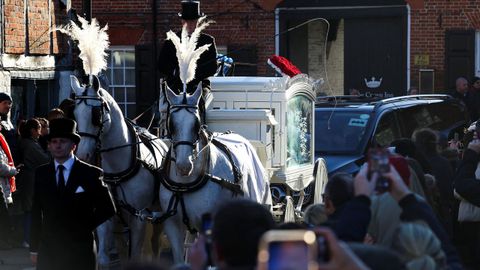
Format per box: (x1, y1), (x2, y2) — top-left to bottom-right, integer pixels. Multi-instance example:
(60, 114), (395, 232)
(54, 154), (75, 171)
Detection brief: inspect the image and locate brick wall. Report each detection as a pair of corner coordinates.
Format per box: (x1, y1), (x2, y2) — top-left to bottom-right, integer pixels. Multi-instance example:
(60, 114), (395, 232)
(83, 0), (276, 75)
(410, 0), (480, 91)
(28, 0), (50, 54)
(4, 0), (26, 54)
(308, 20), (344, 96)
(4, 0), (68, 55)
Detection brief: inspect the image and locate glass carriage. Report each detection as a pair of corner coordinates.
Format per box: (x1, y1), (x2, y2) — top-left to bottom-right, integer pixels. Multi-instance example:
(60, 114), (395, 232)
(206, 74), (320, 219)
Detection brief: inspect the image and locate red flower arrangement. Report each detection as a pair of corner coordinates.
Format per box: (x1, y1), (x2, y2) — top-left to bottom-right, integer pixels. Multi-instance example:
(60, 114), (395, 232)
(267, 55), (302, 77)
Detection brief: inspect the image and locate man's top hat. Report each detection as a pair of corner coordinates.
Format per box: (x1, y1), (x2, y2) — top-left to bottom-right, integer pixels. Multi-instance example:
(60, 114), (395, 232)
(178, 0), (204, 20)
(47, 118), (81, 144)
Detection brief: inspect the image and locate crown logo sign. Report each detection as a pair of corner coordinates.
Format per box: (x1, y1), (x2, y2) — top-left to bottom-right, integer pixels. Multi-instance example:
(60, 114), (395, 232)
(364, 77), (383, 88)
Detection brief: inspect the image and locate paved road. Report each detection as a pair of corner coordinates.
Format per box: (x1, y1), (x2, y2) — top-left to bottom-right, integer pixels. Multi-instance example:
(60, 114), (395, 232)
(0, 247), (34, 270)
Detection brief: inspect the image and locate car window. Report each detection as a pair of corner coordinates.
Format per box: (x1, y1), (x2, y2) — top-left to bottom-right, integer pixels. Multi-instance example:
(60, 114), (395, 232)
(374, 112), (400, 147)
(397, 102), (467, 139)
(427, 102), (467, 130)
(315, 110), (370, 153)
(398, 105), (436, 137)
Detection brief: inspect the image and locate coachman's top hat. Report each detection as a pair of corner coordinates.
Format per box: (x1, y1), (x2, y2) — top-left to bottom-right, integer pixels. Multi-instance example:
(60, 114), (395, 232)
(178, 0), (204, 20)
(47, 118), (81, 144)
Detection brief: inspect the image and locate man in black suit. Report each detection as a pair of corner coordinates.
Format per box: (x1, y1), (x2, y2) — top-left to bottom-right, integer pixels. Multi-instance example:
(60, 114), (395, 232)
(30, 118), (115, 270)
(158, 0), (218, 95)
(157, 0), (217, 128)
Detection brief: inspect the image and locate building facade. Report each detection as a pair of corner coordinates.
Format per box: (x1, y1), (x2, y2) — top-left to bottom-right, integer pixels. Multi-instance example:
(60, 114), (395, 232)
(409, 0), (480, 92)
(278, 0), (480, 96)
(70, 0), (278, 124)
(1, 0), (72, 124)
(5, 0), (475, 124)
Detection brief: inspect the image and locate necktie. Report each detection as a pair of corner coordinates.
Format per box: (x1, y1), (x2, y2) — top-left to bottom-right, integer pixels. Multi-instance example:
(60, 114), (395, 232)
(58, 165), (65, 193)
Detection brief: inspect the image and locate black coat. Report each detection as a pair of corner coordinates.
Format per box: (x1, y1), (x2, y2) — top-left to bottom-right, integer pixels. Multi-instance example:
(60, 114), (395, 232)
(158, 32), (217, 94)
(30, 158), (116, 270)
(455, 148), (480, 207)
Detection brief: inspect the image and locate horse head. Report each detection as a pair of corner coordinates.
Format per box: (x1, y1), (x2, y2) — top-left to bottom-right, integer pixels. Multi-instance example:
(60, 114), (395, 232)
(165, 83), (203, 176)
(70, 75), (112, 163)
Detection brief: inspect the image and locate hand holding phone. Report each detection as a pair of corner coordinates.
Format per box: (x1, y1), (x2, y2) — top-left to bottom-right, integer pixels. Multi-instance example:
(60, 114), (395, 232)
(368, 148), (390, 193)
(382, 165), (412, 202)
(313, 227), (368, 270)
(257, 230), (319, 270)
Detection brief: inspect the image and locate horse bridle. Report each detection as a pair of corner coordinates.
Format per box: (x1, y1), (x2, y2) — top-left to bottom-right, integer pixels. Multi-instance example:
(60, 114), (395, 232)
(167, 103), (203, 152)
(73, 91), (110, 151)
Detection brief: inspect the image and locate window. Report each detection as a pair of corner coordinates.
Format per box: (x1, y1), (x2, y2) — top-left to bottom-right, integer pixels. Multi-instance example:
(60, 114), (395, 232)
(106, 47), (136, 118)
(374, 112), (400, 147)
(315, 110), (371, 153)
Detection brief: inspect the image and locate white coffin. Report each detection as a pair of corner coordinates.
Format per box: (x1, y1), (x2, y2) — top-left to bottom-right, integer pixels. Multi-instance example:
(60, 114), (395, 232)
(206, 109), (277, 169)
(207, 75), (316, 191)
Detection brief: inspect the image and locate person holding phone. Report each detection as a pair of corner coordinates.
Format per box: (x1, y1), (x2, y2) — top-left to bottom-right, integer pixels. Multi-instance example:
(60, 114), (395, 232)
(453, 128), (480, 268)
(363, 162), (462, 269)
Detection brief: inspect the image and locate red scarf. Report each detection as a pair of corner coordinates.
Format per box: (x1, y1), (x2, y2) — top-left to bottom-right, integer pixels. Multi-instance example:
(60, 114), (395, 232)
(0, 133), (15, 192)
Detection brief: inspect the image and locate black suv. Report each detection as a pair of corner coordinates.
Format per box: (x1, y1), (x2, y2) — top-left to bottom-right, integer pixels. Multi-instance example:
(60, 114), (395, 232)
(314, 95), (469, 176)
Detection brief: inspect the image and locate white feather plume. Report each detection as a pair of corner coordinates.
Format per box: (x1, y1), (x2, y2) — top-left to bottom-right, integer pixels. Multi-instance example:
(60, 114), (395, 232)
(166, 16), (213, 93)
(56, 15), (109, 76)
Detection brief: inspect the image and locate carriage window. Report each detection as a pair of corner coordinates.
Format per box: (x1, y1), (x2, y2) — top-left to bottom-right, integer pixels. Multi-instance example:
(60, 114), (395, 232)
(286, 95), (313, 168)
(106, 47), (136, 118)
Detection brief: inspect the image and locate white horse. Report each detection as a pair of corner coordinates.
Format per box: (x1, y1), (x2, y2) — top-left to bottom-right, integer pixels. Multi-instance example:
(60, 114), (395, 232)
(160, 83), (272, 262)
(70, 75), (168, 267)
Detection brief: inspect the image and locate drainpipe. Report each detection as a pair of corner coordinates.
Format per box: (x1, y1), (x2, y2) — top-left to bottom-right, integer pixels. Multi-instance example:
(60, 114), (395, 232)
(407, 4), (411, 92)
(153, 0), (158, 96)
(275, 8), (279, 55)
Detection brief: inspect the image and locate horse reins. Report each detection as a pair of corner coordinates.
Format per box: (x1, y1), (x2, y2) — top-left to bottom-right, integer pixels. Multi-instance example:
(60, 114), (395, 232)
(156, 102), (244, 233)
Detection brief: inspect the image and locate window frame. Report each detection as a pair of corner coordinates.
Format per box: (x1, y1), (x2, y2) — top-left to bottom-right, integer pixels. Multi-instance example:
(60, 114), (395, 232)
(106, 46), (136, 118)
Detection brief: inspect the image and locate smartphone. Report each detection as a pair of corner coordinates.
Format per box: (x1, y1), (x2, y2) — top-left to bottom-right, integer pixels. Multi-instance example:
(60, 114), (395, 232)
(201, 213), (213, 266)
(257, 230), (319, 270)
(368, 148), (390, 193)
(306, 225), (329, 263)
(201, 213), (213, 236)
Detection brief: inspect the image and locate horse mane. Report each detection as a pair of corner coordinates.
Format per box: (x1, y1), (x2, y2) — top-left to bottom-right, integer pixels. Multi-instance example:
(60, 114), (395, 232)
(96, 88), (123, 118)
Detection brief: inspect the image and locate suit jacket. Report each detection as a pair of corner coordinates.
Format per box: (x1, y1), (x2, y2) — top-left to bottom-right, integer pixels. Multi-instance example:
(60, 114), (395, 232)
(158, 32), (217, 94)
(30, 157), (116, 270)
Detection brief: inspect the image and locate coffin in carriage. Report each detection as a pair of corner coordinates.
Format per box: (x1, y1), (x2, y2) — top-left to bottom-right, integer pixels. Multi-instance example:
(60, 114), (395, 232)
(205, 74), (328, 220)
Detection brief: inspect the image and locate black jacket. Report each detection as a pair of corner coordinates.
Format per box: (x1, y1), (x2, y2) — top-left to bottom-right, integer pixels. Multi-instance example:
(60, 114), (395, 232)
(455, 148), (480, 207)
(158, 32), (217, 94)
(327, 195), (371, 242)
(30, 158), (115, 270)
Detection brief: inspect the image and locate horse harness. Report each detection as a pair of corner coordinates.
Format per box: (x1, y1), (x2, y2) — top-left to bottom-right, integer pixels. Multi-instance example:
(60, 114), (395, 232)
(74, 91), (166, 223)
(73, 90), (110, 153)
(154, 101), (244, 233)
(74, 91), (244, 231)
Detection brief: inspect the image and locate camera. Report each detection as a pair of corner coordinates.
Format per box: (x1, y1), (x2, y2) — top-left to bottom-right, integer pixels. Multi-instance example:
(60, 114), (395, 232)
(201, 213), (213, 267)
(257, 230), (320, 270)
(368, 148), (390, 193)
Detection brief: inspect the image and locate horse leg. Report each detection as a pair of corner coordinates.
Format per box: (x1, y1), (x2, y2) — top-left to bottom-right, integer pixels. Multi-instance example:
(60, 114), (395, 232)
(96, 218), (114, 268)
(129, 217), (147, 260)
(163, 217), (186, 263)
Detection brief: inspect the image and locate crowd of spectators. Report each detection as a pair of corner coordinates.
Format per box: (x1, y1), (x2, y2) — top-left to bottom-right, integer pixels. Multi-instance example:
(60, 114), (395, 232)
(3, 75), (480, 270)
(161, 77), (480, 270)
